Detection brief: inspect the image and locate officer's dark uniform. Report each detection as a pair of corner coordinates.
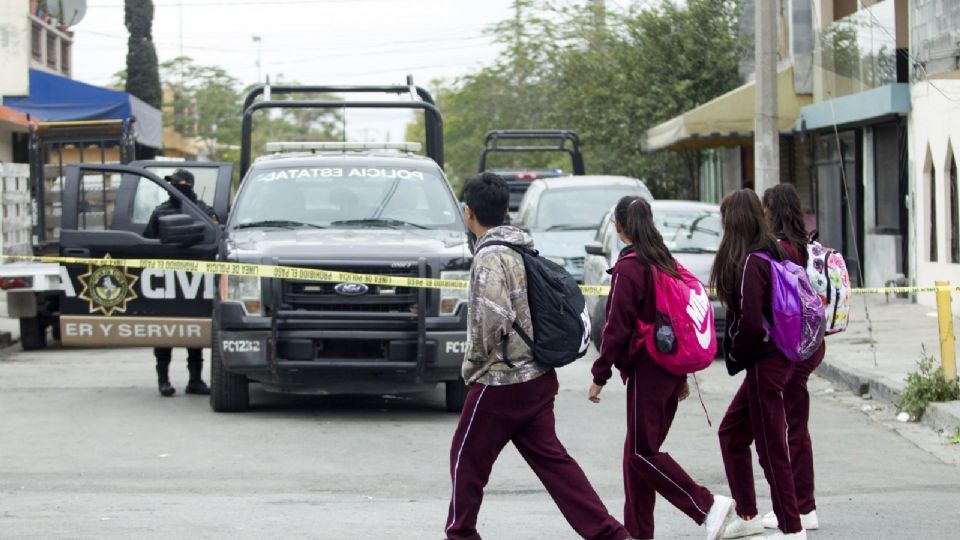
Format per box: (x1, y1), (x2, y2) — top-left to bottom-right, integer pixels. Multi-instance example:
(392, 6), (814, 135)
(143, 169), (217, 397)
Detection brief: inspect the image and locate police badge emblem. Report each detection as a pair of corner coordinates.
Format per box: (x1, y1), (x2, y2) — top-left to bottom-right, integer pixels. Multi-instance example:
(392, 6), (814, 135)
(78, 256), (139, 316)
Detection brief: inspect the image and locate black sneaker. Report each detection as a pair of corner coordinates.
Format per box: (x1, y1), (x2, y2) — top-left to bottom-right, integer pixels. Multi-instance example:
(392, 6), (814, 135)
(159, 381), (176, 397)
(185, 379), (211, 395)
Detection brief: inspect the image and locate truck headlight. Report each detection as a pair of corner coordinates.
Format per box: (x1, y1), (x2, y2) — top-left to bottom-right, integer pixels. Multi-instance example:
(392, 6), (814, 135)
(219, 274), (262, 316)
(439, 271), (470, 316)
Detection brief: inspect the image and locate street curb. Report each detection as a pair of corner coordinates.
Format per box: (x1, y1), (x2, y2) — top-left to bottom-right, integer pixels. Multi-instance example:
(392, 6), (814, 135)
(818, 357), (960, 435)
(924, 401), (960, 433)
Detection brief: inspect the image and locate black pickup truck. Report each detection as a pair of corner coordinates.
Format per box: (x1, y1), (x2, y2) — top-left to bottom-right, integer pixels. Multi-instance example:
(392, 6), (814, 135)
(475, 129), (585, 215)
(55, 83), (472, 413)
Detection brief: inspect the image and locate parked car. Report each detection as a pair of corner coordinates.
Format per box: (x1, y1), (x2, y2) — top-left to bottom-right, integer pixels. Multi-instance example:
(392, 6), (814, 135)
(515, 176), (653, 282)
(583, 200), (724, 351)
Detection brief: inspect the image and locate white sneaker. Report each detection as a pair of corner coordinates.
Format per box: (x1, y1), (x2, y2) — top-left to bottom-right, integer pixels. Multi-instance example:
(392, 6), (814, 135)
(764, 530), (806, 539)
(704, 495), (735, 540)
(762, 510), (819, 530)
(721, 515), (765, 539)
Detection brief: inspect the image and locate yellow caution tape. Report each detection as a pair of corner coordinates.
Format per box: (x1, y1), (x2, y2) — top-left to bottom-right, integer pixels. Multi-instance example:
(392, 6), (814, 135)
(2, 254), (956, 297)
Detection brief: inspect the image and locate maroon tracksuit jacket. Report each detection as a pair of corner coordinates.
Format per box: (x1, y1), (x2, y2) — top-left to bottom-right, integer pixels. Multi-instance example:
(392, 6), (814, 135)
(592, 248), (715, 540)
(718, 244), (823, 534)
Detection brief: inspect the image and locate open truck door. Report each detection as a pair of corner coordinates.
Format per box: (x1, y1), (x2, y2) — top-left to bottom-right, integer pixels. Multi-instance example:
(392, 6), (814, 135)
(57, 162), (233, 347)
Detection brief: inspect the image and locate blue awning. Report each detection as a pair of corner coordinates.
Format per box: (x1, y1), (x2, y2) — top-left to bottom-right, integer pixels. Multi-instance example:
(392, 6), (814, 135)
(796, 83), (911, 132)
(2, 69), (163, 149)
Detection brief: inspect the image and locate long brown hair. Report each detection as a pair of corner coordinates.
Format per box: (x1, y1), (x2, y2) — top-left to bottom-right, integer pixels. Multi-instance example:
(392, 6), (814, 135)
(615, 196), (680, 278)
(709, 189), (784, 308)
(762, 183), (808, 256)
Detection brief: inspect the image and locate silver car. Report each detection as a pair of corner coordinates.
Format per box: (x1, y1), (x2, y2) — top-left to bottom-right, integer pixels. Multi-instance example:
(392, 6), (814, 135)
(583, 200), (724, 351)
(515, 176), (653, 282)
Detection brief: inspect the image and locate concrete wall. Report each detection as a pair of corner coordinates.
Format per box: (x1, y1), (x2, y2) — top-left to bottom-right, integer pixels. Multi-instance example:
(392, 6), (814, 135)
(909, 78), (960, 309)
(0, 1), (29, 97)
(911, 0), (960, 78)
(0, 125), (16, 162)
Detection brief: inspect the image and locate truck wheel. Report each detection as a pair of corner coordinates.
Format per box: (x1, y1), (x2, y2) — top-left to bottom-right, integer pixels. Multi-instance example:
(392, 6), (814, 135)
(209, 324), (249, 412)
(591, 305), (605, 352)
(445, 379), (469, 413)
(19, 317), (47, 351)
(51, 318), (61, 342)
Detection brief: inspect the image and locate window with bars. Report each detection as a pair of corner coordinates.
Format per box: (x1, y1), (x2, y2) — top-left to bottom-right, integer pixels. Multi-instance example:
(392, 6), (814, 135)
(46, 32), (57, 68)
(31, 23), (42, 60)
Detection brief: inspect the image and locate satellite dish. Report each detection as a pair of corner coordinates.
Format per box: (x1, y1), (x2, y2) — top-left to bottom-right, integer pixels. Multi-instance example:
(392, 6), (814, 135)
(45, 0), (87, 27)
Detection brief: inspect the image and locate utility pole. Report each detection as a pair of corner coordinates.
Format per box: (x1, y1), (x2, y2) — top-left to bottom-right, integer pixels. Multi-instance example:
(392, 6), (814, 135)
(592, 0), (606, 31)
(754, 0), (779, 193)
(252, 35), (262, 83)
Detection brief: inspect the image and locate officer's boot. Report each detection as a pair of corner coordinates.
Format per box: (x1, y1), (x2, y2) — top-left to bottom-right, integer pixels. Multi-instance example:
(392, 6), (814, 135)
(185, 352), (210, 395)
(157, 364), (175, 397)
(155, 348), (175, 397)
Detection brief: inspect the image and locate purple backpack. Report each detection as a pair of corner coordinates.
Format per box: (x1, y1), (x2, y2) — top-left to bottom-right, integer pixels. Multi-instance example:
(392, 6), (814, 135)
(750, 252), (825, 362)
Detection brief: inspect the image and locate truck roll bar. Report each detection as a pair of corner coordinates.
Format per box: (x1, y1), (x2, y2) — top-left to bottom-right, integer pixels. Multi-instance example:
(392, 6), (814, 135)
(239, 81), (443, 177)
(479, 129), (584, 175)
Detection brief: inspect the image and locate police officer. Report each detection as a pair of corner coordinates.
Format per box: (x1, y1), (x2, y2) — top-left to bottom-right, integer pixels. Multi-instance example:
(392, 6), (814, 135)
(143, 168), (217, 397)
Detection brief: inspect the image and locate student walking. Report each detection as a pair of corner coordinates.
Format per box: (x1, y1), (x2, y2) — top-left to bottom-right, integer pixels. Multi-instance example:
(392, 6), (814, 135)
(711, 189), (807, 540)
(588, 196), (735, 540)
(757, 184), (824, 532)
(444, 173), (633, 540)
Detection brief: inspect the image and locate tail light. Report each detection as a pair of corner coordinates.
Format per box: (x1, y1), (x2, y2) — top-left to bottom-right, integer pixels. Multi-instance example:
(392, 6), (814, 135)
(0, 277), (32, 290)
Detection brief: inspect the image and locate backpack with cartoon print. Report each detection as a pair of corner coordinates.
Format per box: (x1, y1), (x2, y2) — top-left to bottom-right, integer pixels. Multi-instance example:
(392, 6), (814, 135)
(806, 233), (851, 335)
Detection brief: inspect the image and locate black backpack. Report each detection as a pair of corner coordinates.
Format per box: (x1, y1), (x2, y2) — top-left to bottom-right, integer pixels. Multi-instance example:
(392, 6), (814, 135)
(478, 241), (592, 367)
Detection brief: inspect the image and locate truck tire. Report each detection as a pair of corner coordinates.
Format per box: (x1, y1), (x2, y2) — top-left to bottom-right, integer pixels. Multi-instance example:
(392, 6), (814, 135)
(209, 324), (249, 412)
(50, 318), (61, 342)
(445, 379), (469, 413)
(20, 317), (47, 351)
(591, 304), (605, 352)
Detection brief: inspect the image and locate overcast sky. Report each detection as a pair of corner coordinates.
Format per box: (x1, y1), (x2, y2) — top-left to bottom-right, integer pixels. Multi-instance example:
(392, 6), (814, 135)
(72, 0), (522, 140)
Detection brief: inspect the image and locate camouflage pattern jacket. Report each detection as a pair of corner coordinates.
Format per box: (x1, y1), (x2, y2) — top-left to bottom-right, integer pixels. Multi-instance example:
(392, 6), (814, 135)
(462, 226), (549, 386)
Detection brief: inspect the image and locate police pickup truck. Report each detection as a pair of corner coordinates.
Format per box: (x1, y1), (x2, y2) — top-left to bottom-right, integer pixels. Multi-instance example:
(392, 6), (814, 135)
(54, 83), (472, 412)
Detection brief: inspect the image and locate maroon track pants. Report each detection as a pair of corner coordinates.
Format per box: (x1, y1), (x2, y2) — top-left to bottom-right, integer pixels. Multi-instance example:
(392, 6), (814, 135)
(624, 359), (714, 540)
(444, 370), (629, 540)
(785, 352), (823, 514)
(718, 355), (802, 534)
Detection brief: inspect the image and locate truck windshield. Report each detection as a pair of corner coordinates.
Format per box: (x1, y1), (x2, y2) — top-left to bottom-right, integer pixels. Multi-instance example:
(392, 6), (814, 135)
(230, 165), (460, 230)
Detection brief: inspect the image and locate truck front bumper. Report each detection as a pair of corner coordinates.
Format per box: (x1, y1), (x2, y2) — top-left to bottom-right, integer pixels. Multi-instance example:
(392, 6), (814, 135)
(216, 302), (466, 394)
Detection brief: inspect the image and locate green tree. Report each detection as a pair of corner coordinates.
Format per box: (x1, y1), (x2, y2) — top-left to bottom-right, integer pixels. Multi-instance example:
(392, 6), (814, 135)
(124, 0), (162, 109)
(158, 58), (342, 166)
(410, 0), (746, 199)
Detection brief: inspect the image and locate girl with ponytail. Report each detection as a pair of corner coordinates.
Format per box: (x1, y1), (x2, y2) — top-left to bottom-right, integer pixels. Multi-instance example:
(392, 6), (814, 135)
(710, 189), (807, 540)
(756, 184), (824, 533)
(589, 196), (734, 540)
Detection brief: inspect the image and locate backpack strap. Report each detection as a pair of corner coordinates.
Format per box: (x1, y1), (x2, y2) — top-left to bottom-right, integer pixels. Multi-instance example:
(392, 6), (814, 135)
(476, 239), (538, 257)
(478, 239), (537, 362)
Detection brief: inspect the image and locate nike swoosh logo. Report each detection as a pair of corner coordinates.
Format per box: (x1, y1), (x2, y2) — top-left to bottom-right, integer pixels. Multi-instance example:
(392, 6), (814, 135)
(690, 287), (712, 349)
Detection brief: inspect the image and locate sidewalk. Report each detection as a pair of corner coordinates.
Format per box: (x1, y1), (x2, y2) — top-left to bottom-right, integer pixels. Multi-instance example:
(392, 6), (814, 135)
(819, 293), (960, 435)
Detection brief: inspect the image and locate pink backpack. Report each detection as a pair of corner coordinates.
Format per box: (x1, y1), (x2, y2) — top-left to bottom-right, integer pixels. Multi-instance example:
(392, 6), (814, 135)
(636, 262), (717, 376)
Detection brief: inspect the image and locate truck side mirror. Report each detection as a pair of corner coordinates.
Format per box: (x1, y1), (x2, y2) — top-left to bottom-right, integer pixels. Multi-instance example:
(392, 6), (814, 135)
(585, 242), (605, 257)
(158, 214), (206, 246)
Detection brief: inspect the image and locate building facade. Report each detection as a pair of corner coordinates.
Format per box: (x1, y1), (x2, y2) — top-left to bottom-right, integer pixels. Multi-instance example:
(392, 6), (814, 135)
(908, 0), (960, 308)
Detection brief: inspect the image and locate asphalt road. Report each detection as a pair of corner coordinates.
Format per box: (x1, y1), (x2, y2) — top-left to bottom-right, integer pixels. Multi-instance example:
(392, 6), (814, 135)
(1, 344), (958, 539)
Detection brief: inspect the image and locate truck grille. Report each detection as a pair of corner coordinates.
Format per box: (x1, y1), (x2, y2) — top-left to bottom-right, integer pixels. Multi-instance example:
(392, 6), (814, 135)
(569, 257), (585, 271)
(280, 264), (421, 314)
